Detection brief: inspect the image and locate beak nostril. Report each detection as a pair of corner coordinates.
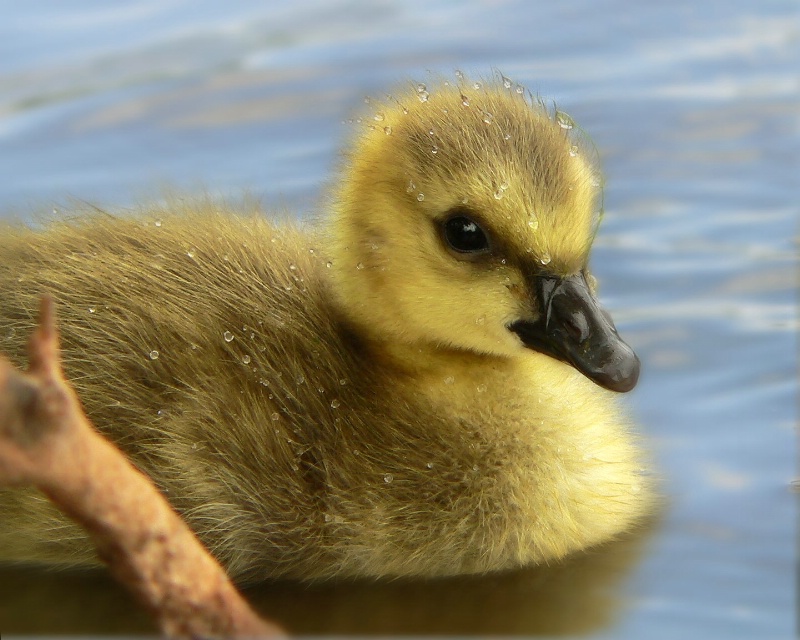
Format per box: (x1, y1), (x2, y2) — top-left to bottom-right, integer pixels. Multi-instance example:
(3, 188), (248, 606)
(563, 311), (590, 343)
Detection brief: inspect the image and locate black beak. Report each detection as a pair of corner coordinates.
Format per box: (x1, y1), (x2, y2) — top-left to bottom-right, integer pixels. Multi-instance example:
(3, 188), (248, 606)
(508, 273), (640, 393)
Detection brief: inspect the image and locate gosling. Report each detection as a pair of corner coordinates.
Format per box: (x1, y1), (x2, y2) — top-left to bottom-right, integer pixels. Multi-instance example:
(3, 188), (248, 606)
(0, 77), (651, 582)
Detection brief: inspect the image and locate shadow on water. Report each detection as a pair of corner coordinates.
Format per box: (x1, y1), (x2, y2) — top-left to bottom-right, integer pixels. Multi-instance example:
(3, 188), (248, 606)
(0, 516), (659, 635)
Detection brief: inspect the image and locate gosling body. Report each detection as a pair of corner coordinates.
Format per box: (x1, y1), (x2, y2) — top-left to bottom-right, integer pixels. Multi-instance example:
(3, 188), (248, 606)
(0, 78), (651, 581)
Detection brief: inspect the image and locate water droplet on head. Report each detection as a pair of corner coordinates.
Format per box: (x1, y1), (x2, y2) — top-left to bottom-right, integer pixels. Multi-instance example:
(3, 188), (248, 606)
(482, 111), (494, 125)
(503, 132), (512, 141)
(460, 94), (470, 107)
(324, 513), (333, 523)
(330, 399), (341, 409)
(271, 412), (280, 421)
(455, 69), (464, 81)
(502, 76), (512, 89)
(295, 375), (305, 385)
(515, 84), (525, 94)
(444, 376), (455, 385)
(493, 189), (504, 200)
(417, 193), (425, 202)
(406, 180), (416, 193)
(416, 82), (427, 93)
(149, 350), (159, 360)
(475, 315), (485, 326)
(339, 378), (348, 386)
(187, 249), (196, 258)
(540, 253), (552, 266)
(355, 262), (365, 270)
(383, 126), (392, 135)
(88, 306), (96, 314)
(472, 81), (482, 90)
(154, 219), (162, 227)
(476, 384), (487, 393)
(528, 216), (539, 230)
(242, 354), (251, 364)
(426, 462), (434, 469)
(326, 261), (332, 268)
(431, 145), (438, 154)
(373, 112), (385, 122)
(383, 473), (394, 484)
(417, 90), (429, 102)
(556, 112), (574, 130)
(223, 331), (234, 343)
(569, 145), (579, 157)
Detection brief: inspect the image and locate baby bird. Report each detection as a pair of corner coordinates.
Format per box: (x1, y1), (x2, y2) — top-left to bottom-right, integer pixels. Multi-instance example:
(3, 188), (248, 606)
(0, 77), (650, 582)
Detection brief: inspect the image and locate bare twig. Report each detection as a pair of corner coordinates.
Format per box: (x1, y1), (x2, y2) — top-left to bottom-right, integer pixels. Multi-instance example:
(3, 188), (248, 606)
(0, 295), (283, 638)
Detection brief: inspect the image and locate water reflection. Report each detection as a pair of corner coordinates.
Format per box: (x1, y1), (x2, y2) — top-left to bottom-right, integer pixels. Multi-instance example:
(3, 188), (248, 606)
(0, 517), (659, 635)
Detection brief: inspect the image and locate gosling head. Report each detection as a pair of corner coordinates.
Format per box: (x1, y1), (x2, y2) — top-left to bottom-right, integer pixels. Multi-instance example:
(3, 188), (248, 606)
(329, 76), (639, 392)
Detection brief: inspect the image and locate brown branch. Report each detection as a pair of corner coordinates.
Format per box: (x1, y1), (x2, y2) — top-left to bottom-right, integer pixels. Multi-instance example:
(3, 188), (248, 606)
(0, 295), (284, 638)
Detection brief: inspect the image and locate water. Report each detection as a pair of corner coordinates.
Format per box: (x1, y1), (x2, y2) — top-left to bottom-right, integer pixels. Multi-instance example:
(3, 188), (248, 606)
(0, 0), (796, 636)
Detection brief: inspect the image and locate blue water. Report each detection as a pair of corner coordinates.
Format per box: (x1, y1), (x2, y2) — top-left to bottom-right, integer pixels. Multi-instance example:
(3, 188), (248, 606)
(0, 0), (796, 636)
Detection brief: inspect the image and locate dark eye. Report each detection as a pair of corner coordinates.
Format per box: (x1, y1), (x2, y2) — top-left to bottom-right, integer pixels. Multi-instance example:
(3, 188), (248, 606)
(443, 215), (490, 254)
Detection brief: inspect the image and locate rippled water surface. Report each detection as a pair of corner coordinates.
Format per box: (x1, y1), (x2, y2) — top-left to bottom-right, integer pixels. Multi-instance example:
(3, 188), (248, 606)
(0, 1), (796, 636)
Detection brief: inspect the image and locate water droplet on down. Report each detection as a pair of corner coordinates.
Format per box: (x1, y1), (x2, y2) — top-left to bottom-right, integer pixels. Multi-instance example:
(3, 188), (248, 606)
(556, 112), (574, 130)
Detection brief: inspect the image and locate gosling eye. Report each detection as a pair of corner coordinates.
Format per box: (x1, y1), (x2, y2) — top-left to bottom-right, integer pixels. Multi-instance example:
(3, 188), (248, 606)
(442, 215), (490, 255)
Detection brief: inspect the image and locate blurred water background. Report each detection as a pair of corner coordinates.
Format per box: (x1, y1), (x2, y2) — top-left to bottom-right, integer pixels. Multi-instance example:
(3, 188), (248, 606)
(0, 0), (796, 637)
